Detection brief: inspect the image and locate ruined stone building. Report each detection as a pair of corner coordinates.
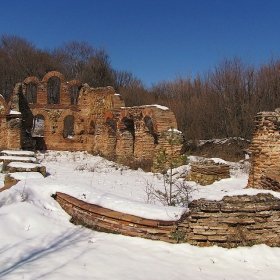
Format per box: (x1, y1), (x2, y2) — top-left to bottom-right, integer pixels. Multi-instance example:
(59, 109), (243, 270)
(0, 71), (182, 167)
(247, 108), (280, 192)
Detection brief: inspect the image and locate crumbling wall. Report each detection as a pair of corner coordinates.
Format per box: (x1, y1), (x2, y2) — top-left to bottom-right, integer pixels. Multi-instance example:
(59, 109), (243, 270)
(247, 108), (280, 191)
(54, 192), (280, 248)
(0, 95), (21, 150)
(187, 159), (230, 185)
(4, 71), (182, 166)
(179, 193), (280, 247)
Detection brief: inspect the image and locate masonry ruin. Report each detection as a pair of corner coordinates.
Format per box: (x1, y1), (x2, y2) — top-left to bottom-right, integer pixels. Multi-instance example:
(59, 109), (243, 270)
(247, 108), (280, 192)
(0, 71), (182, 168)
(187, 159), (230, 186)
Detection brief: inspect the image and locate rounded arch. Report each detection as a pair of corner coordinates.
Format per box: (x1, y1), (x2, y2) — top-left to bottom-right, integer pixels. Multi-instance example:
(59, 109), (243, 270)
(58, 109), (75, 123)
(22, 77), (40, 103)
(142, 107), (158, 134)
(63, 115), (75, 138)
(68, 79), (82, 87)
(42, 71), (66, 84)
(69, 80), (82, 105)
(104, 111), (117, 133)
(31, 109), (49, 123)
(47, 76), (61, 104)
(117, 109), (134, 130)
(23, 76), (40, 85)
(0, 95), (9, 114)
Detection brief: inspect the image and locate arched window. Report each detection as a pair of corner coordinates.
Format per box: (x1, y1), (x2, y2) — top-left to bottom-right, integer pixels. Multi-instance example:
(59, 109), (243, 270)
(121, 117), (135, 138)
(47, 76), (60, 104)
(116, 117), (135, 157)
(71, 85), (79, 105)
(26, 82), (37, 103)
(32, 114), (44, 137)
(144, 116), (158, 144)
(63, 115), (74, 138)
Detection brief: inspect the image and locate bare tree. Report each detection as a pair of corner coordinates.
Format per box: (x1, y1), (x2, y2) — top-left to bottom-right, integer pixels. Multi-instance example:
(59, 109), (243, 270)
(53, 41), (95, 80)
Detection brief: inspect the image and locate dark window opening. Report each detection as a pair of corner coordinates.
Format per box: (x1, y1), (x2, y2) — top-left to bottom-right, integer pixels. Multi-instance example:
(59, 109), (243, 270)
(26, 82), (37, 103)
(47, 76), (60, 104)
(106, 118), (117, 132)
(121, 117), (135, 137)
(144, 116), (158, 144)
(71, 85), (80, 105)
(63, 115), (74, 138)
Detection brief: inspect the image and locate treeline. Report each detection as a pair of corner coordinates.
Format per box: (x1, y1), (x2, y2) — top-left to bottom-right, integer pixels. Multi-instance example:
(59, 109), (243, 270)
(1, 35), (280, 141)
(0, 34), (146, 102)
(151, 57), (280, 141)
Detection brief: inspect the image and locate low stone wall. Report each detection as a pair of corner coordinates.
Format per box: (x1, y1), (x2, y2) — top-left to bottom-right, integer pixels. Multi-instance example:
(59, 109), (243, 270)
(179, 193), (280, 248)
(187, 160), (230, 185)
(260, 170), (280, 192)
(54, 192), (280, 248)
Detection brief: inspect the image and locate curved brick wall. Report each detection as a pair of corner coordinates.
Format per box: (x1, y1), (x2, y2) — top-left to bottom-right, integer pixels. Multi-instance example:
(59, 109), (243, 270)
(54, 192), (280, 248)
(54, 192), (178, 242)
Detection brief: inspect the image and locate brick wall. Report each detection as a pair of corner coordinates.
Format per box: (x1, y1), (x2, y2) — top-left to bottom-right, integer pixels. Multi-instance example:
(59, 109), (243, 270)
(54, 192), (280, 248)
(0, 95), (21, 150)
(54, 192), (177, 242)
(6, 71), (183, 168)
(247, 108), (280, 191)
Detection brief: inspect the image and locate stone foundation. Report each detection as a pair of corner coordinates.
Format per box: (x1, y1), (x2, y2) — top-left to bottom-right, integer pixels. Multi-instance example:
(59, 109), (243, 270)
(54, 192), (280, 248)
(187, 160), (230, 185)
(180, 193), (280, 247)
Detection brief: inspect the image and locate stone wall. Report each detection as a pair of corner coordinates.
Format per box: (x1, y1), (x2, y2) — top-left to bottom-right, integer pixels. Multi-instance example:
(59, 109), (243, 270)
(187, 159), (230, 185)
(54, 192), (280, 248)
(0, 95), (21, 150)
(247, 108), (280, 191)
(2, 71), (183, 167)
(180, 193), (280, 247)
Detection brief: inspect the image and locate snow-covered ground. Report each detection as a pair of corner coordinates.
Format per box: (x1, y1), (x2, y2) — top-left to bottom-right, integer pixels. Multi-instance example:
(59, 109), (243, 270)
(0, 151), (280, 279)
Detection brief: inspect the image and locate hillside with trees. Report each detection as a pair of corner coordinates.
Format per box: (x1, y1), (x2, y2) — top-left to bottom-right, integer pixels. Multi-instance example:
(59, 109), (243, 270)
(1, 34), (280, 142)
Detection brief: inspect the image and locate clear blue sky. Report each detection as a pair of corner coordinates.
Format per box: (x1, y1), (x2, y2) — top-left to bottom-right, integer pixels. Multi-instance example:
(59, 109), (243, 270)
(1, 0), (280, 87)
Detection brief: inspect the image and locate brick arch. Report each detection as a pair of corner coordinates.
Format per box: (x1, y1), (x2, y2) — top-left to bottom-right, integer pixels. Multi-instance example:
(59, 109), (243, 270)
(142, 107), (158, 134)
(117, 109), (134, 130)
(53, 110), (76, 136)
(104, 111), (117, 133)
(42, 71), (66, 83)
(22, 77), (40, 103)
(23, 76), (40, 85)
(63, 115), (75, 138)
(68, 79), (82, 87)
(0, 95), (9, 114)
(68, 80), (82, 105)
(31, 109), (49, 122)
(58, 109), (75, 125)
(104, 110), (114, 123)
